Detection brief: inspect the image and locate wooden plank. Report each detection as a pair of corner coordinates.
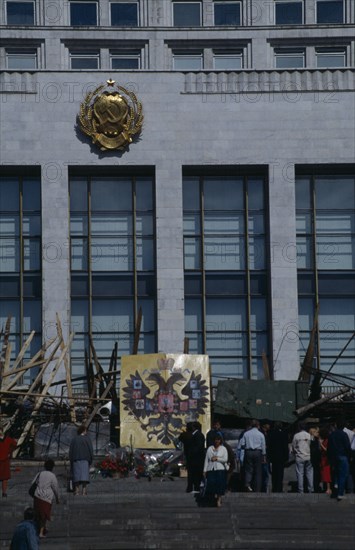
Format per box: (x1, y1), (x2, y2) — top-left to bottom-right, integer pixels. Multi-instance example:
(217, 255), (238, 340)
(9, 337), (63, 396)
(299, 303), (319, 382)
(9, 331), (35, 372)
(0, 316), (12, 383)
(13, 332), (74, 457)
(262, 351), (271, 380)
(1, 342), (12, 391)
(56, 314), (76, 423)
(295, 387), (350, 416)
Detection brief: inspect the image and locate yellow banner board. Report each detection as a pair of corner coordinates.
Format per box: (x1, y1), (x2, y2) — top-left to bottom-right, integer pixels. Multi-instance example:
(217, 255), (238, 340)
(120, 354), (211, 448)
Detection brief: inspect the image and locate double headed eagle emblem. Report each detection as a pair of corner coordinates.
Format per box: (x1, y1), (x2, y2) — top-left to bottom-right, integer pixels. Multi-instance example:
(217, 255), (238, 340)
(78, 79), (143, 151)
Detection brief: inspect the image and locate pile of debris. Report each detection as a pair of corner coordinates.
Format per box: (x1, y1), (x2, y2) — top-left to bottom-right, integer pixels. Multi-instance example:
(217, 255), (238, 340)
(0, 314), (117, 458)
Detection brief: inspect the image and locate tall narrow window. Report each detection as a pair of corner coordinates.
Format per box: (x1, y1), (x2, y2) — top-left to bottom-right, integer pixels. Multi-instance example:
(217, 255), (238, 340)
(275, 1), (303, 25)
(0, 175), (42, 383)
(214, 1), (241, 26)
(316, 1), (344, 23)
(183, 173), (269, 384)
(70, 1), (98, 26)
(173, 2), (202, 27)
(111, 2), (139, 26)
(296, 171), (355, 383)
(70, 174), (156, 378)
(6, 1), (35, 25)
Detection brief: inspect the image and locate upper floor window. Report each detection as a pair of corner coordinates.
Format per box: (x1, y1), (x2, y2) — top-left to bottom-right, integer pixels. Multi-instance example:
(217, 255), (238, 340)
(275, 48), (305, 68)
(70, 51), (100, 69)
(110, 2), (139, 26)
(213, 51), (243, 70)
(316, 0), (344, 23)
(173, 2), (202, 27)
(214, 1), (241, 26)
(110, 51), (141, 69)
(316, 48), (346, 67)
(6, 49), (37, 70)
(6, 1), (34, 25)
(173, 51), (203, 70)
(275, 1), (303, 25)
(70, 1), (98, 26)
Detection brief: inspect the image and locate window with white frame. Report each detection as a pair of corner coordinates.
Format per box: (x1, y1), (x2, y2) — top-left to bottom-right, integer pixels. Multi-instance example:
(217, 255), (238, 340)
(6, 1), (35, 25)
(70, 1), (98, 26)
(316, 48), (346, 68)
(275, 1), (303, 25)
(214, 1), (241, 26)
(173, 51), (203, 70)
(173, 2), (202, 27)
(110, 51), (141, 69)
(275, 48), (305, 68)
(213, 51), (243, 70)
(110, 2), (139, 26)
(6, 49), (37, 70)
(70, 51), (100, 69)
(316, 0), (344, 23)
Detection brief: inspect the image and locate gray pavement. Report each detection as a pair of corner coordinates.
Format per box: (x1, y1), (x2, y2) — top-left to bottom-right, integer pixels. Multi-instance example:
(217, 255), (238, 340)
(1, 463), (354, 550)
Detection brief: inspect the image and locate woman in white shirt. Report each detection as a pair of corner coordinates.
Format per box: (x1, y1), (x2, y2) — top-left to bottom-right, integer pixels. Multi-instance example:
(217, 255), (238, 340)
(203, 435), (228, 507)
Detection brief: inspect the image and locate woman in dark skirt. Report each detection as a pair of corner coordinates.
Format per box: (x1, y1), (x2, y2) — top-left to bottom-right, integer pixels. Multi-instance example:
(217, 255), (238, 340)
(33, 459), (60, 539)
(69, 425), (94, 495)
(203, 435), (228, 507)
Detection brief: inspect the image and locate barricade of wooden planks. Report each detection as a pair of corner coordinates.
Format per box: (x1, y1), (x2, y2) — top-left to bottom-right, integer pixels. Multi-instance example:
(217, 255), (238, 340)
(0, 315), (117, 457)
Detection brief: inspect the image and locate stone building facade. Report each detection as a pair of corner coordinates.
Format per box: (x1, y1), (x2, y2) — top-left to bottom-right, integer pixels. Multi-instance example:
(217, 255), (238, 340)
(0, 0), (354, 387)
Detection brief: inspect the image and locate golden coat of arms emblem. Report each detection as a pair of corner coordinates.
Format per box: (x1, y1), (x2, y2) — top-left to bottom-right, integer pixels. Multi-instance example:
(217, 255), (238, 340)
(78, 79), (143, 151)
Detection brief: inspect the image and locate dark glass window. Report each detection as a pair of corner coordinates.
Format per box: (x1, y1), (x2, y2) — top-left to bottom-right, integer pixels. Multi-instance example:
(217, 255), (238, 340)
(111, 55), (140, 69)
(275, 1), (303, 24)
(6, 1), (34, 25)
(296, 172), (355, 382)
(111, 2), (138, 26)
(173, 2), (201, 27)
(183, 173), (269, 382)
(70, 2), (98, 26)
(214, 1), (241, 26)
(70, 174), (156, 376)
(0, 175), (42, 380)
(70, 53), (99, 69)
(317, 1), (344, 23)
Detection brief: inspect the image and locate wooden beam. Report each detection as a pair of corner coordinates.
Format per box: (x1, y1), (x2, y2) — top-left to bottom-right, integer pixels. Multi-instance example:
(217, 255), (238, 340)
(295, 387), (350, 416)
(13, 332), (74, 457)
(56, 314), (76, 423)
(183, 337), (189, 355)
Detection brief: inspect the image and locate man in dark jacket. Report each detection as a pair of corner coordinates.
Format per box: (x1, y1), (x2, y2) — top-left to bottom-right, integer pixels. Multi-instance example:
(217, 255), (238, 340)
(185, 421), (205, 492)
(206, 419), (224, 449)
(268, 422), (289, 492)
(328, 419), (351, 501)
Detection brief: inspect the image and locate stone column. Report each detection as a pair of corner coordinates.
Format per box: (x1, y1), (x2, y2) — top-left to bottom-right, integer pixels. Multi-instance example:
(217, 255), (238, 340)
(155, 162), (185, 354)
(268, 162), (300, 380)
(41, 163), (70, 383)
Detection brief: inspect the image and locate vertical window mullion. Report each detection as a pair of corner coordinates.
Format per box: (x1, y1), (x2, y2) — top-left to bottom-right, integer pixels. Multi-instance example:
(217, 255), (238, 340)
(19, 176), (24, 350)
(312, 174), (321, 371)
(133, 176), (138, 326)
(245, 176), (252, 379)
(88, 177), (93, 343)
(200, 176), (206, 354)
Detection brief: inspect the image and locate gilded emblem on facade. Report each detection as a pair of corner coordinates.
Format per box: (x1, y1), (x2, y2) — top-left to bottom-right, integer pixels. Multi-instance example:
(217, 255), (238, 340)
(78, 79), (143, 151)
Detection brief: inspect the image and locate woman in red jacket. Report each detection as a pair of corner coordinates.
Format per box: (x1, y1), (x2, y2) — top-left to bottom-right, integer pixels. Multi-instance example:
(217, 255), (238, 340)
(0, 427), (17, 497)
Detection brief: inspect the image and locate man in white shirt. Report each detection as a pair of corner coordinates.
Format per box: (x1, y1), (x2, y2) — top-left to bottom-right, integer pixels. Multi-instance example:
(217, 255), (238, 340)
(239, 419), (266, 492)
(292, 423), (313, 494)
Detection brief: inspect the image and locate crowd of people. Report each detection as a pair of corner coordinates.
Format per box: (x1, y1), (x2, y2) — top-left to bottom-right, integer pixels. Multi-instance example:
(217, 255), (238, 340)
(178, 417), (355, 507)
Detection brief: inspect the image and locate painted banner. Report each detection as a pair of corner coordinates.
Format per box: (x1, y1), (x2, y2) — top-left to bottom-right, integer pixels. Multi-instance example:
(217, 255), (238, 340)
(119, 354), (211, 448)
